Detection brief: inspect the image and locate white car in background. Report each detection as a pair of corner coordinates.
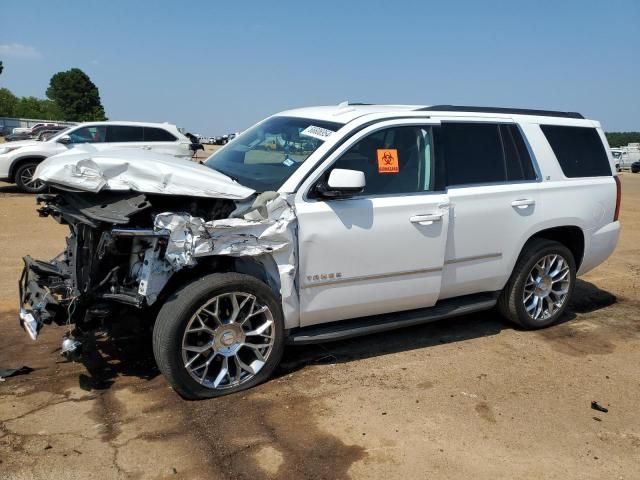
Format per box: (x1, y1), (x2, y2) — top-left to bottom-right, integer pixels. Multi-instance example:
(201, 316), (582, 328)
(0, 121), (192, 192)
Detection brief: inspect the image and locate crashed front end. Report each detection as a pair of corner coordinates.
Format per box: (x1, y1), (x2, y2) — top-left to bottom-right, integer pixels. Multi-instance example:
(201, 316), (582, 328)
(19, 191), (167, 339)
(19, 150), (298, 348)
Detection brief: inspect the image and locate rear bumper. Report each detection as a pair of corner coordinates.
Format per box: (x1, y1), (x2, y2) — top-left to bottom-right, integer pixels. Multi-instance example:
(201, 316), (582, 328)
(578, 221), (620, 276)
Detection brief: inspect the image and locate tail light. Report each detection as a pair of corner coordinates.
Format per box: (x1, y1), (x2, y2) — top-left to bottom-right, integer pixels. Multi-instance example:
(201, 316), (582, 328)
(614, 175), (621, 222)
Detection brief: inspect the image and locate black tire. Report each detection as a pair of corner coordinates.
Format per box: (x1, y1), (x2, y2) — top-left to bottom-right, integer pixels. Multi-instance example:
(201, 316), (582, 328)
(498, 239), (576, 329)
(15, 161), (47, 193)
(153, 273), (285, 399)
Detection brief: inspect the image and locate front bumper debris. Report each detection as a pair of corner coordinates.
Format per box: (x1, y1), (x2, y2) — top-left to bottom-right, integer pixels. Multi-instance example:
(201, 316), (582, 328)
(19, 255), (67, 340)
(19, 308), (39, 341)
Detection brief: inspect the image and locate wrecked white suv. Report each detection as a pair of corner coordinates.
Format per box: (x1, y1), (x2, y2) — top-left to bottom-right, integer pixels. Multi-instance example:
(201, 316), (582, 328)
(19, 104), (620, 399)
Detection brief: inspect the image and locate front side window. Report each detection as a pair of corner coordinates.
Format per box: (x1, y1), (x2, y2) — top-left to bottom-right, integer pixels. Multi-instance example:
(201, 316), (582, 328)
(205, 116), (342, 192)
(68, 126), (106, 143)
(327, 126), (433, 195)
(106, 126), (144, 142)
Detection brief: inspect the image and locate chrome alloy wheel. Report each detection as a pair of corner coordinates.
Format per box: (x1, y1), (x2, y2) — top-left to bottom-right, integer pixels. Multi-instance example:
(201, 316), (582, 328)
(181, 292), (275, 390)
(523, 254), (571, 321)
(20, 166), (44, 191)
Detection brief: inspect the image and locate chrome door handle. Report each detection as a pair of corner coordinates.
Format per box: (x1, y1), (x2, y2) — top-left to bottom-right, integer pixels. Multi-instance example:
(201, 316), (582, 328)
(511, 198), (535, 209)
(142, 145), (152, 150)
(410, 213), (443, 224)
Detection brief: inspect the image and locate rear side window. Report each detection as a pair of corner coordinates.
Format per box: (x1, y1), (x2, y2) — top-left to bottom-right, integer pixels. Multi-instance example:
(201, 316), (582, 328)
(435, 123), (536, 187)
(106, 125), (144, 142)
(144, 127), (177, 142)
(540, 125), (611, 177)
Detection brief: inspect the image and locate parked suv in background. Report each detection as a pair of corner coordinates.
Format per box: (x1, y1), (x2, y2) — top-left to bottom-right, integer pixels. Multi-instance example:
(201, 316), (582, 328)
(0, 121), (191, 192)
(20, 104), (620, 399)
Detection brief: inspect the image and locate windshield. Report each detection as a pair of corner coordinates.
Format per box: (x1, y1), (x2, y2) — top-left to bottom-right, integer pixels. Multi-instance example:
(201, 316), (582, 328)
(204, 116), (342, 191)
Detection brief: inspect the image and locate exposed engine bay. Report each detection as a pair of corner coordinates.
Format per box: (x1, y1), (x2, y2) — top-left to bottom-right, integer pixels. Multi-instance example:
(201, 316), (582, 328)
(19, 189), (298, 344)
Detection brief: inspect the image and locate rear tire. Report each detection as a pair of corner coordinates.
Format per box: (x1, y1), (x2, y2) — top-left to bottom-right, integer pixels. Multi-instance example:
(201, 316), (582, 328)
(15, 161), (47, 193)
(153, 273), (285, 399)
(498, 239), (576, 329)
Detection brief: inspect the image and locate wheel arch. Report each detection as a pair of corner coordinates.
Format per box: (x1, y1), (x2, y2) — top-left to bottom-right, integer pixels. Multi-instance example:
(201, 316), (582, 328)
(9, 155), (48, 181)
(154, 255), (283, 314)
(521, 225), (585, 270)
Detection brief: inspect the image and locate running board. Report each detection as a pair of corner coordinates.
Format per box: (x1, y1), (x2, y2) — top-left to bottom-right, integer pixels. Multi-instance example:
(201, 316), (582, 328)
(286, 293), (498, 345)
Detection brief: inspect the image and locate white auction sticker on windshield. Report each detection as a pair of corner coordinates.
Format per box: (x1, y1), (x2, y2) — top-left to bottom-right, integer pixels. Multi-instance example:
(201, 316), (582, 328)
(301, 125), (335, 141)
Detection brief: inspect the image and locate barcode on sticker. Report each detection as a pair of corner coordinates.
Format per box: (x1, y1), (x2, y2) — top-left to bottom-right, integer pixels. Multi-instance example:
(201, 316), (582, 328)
(301, 125), (334, 141)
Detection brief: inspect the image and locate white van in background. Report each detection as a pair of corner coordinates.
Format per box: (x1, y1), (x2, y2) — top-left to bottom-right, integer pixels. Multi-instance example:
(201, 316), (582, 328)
(611, 143), (640, 170)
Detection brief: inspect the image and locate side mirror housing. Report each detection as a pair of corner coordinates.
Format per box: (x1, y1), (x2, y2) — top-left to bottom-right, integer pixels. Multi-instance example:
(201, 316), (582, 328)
(316, 168), (365, 198)
(58, 135), (71, 145)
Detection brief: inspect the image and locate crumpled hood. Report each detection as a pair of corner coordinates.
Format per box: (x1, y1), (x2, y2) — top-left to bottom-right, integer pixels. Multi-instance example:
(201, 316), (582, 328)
(34, 145), (255, 200)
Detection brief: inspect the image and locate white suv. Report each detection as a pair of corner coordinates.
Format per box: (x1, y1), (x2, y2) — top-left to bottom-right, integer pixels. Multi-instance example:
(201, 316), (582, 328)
(0, 121), (191, 192)
(19, 103), (620, 399)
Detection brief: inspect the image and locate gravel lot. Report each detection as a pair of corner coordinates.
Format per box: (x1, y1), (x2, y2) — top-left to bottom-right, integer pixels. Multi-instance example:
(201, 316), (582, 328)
(0, 172), (638, 480)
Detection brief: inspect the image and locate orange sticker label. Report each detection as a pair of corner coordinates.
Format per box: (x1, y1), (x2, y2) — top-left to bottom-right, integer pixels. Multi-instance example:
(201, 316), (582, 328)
(377, 149), (399, 174)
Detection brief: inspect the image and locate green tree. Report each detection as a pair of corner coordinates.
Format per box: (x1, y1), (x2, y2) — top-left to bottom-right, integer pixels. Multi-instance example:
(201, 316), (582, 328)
(46, 68), (106, 121)
(605, 132), (640, 148)
(0, 87), (18, 117)
(14, 96), (63, 119)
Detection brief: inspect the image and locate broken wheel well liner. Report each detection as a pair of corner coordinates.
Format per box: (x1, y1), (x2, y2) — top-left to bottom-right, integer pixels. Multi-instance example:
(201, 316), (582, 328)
(150, 255), (283, 312)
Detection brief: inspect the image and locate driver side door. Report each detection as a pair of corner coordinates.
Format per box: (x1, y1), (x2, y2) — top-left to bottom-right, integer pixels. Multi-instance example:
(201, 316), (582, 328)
(294, 120), (449, 327)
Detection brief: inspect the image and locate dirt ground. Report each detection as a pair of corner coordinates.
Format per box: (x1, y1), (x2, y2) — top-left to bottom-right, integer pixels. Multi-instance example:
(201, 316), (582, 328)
(0, 173), (638, 480)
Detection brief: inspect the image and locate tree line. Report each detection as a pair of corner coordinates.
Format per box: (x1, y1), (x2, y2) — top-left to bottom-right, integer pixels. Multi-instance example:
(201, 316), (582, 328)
(605, 132), (640, 148)
(0, 65), (106, 122)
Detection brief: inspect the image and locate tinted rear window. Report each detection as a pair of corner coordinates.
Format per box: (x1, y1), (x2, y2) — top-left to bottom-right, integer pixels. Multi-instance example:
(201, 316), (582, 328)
(540, 125), (611, 177)
(502, 124), (537, 181)
(435, 123), (536, 187)
(144, 127), (177, 141)
(107, 125), (144, 142)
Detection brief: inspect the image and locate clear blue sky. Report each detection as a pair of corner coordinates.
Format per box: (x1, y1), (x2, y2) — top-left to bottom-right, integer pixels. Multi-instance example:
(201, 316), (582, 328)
(1, 0), (639, 134)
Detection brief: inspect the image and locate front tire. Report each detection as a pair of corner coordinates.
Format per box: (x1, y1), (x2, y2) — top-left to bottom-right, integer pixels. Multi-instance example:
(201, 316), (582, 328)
(15, 161), (47, 193)
(153, 273), (285, 399)
(498, 239), (576, 329)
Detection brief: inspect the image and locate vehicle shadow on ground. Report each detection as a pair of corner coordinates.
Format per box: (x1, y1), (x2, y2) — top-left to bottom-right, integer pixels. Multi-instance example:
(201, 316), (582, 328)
(0, 184), (26, 195)
(76, 279), (617, 391)
(77, 328), (159, 391)
(277, 279), (617, 375)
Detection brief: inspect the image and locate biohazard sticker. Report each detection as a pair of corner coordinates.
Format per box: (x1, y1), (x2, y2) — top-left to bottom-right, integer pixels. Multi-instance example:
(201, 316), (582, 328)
(377, 149), (399, 174)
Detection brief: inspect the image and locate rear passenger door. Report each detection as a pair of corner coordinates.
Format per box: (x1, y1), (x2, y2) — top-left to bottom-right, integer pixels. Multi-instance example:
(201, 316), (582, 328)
(105, 125), (146, 151)
(435, 121), (542, 300)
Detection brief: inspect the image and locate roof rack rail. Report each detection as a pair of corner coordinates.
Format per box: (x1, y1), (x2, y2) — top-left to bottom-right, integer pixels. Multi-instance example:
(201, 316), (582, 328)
(416, 105), (584, 119)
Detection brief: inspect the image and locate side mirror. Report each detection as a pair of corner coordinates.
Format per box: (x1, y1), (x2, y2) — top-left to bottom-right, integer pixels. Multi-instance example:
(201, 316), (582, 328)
(316, 168), (365, 198)
(58, 135), (71, 145)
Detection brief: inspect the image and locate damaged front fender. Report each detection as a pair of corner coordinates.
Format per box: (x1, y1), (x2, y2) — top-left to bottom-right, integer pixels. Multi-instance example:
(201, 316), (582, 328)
(153, 193), (299, 328)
